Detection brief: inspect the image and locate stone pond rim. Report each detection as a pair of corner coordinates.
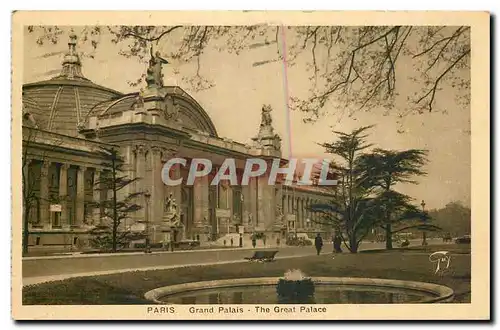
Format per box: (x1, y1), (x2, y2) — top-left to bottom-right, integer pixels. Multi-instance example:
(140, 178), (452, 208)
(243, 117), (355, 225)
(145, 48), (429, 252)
(144, 277), (455, 304)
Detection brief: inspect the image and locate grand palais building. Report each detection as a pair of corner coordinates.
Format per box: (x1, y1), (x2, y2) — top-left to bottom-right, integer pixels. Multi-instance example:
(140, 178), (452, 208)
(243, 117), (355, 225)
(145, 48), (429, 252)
(21, 34), (334, 251)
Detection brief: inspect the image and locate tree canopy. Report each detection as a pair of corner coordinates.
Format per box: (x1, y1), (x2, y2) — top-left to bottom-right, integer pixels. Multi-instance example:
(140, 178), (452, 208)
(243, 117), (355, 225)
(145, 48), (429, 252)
(309, 125), (437, 252)
(27, 25), (470, 122)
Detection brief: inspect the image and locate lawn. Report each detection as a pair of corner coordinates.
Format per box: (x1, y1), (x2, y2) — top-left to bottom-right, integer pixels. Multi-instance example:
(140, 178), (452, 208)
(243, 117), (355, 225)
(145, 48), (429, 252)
(23, 244), (471, 305)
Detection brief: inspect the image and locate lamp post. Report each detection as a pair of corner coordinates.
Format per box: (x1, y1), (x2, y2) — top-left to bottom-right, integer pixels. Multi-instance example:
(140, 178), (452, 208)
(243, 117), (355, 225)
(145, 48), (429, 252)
(421, 200), (427, 246)
(144, 191), (151, 253)
(170, 225), (175, 252)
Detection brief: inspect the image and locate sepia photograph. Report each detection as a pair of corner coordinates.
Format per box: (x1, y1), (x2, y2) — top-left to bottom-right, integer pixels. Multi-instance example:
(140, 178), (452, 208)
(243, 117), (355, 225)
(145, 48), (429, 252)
(11, 11), (490, 320)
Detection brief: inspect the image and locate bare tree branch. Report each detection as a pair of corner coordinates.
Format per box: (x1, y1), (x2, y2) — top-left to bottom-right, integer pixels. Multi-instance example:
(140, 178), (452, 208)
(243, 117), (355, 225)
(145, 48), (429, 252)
(122, 25), (183, 43)
(416, 48), (470, 111)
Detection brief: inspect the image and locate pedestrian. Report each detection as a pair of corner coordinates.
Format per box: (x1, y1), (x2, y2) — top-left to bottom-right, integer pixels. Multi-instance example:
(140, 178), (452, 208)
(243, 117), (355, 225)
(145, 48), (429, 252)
(333, 234), (343, 253)
(263, 236), (267, 246)
(276, 237), (281, 247)
(314, 233), (323, 255)
(252, 237), (257, 249)
(230, 238), (234, 247)
(239, 233), (243, 248)
(224, 239), (227, 247)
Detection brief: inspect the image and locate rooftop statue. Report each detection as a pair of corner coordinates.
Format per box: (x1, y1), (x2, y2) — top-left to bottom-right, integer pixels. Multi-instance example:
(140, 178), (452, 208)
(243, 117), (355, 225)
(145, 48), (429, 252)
(261, 104), (273, 127)
(145, 47), (169, 88)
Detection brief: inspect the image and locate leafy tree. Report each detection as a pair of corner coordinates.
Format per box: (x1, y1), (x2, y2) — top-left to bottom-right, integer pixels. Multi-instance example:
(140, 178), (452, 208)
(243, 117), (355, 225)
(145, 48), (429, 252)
(27, 25), (470, 123)
(358, 148), (438, 248)
(90, 146), (144, 252)
(428, 201), (471, 236)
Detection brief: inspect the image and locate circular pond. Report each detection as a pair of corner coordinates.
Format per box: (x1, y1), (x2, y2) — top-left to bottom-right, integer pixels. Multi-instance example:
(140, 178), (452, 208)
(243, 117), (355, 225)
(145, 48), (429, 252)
(145, 277), (454, 304)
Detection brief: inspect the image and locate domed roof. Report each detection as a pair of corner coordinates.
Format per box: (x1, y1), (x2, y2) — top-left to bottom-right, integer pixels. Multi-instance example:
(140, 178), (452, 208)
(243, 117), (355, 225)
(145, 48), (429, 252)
(22, 33), (122, 137)
(86, 86), (219, 137)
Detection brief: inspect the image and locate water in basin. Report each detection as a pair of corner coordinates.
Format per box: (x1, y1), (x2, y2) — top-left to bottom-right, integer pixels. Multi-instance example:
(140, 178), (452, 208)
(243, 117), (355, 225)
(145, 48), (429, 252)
(160, 284), (437, 304)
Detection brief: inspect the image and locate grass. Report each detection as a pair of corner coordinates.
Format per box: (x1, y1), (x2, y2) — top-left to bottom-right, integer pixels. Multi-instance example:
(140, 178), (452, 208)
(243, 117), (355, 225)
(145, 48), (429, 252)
(23, 244), (471, 305)
(25, 245), (238, 257)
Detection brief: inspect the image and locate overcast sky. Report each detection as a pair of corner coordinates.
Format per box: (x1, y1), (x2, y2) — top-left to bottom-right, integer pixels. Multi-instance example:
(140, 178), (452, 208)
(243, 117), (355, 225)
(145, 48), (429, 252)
(23, 27), (471, 210)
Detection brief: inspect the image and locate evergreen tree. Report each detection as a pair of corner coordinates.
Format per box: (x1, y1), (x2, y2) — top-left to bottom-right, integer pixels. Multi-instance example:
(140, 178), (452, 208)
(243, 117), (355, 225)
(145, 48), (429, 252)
(358, 148), (439, 249)
(309, 126), (378, 253)
(89, 146), (145, 253)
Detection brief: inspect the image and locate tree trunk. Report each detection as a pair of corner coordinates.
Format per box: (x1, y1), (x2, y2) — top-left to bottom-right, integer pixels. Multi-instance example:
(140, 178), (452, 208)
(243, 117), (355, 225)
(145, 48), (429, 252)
(349, 234), (358, 253)
(22, 209), (30, 256)
(385, 224), (393, 249)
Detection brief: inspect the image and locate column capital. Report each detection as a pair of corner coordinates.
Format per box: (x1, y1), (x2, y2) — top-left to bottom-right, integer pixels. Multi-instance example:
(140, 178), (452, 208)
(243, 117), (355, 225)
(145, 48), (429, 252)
(77, 165), (87, 172)
(41, 160), (51, 171)
(60, 163), (70, 170)
(24, 158), (34, 167)
(161, 148), (178, 163)
(151, 145), (163, 155)
(135, 144), (147, 155)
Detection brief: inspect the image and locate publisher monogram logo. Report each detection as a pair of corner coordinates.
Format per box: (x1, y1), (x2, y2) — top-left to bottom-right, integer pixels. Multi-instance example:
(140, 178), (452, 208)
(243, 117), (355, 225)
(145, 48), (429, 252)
(429, 251), (452, 274)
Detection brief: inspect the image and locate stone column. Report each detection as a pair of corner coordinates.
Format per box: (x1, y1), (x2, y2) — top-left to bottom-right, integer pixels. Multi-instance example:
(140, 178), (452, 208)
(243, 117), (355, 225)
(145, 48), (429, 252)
(92, 169), (101, 225)
(257, 173), (273, 232)
(285, 192), (289, 214)
(241, 181), (251, 231)
(312, 200), (318, 225)
(248, 177), (257, 232)
(225, 184), (233, 234)
(135, 144), (146, 220)
(161, 148), (181, 211)
(59, 163), (69, 228)
(150, 146), (163, 224)
(275, 185), (283, 224)
(193, 174), (209, 235)
(22, 158), (32, 228)
(304, 199), (309, 229)
(75, 165), (86, 227)
(295, 197), (298, 229)
(122, 145), (134, 197)
(40, 161), (50, 229)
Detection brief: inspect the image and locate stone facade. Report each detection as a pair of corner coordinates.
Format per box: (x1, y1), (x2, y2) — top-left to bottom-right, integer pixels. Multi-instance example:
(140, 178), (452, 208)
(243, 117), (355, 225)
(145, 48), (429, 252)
(21, 35), (334, 252)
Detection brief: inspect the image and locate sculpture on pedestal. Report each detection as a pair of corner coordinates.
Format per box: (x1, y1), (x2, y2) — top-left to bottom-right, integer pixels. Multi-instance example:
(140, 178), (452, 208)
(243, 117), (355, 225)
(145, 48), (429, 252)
(145, 47), (169, 88)
(261, 104), (273, 127)
(253, 104), (282, 151)
(164, 193), (182, 227)
(164, 192), (177, 214)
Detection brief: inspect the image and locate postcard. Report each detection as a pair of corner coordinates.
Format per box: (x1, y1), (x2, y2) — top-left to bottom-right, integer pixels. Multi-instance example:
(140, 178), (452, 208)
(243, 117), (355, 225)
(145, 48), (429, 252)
(12, 10), (490, 320)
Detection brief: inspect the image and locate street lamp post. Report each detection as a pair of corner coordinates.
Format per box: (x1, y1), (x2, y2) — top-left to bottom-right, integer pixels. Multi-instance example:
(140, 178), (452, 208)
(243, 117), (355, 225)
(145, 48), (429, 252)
(144, 191), (151, 253)
(170, 226), (175, 252)
(421, 200), (428, 246)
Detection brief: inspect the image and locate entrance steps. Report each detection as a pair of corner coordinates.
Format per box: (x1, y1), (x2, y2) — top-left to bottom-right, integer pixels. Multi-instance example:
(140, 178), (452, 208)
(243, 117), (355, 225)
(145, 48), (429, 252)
(209, 233), (278, 248)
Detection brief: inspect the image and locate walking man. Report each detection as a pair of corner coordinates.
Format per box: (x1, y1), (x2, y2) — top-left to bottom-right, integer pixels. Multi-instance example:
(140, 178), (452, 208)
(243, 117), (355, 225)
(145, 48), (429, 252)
(314, 233), (323, 256)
